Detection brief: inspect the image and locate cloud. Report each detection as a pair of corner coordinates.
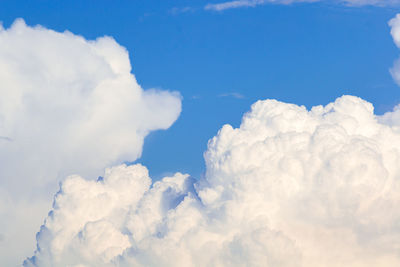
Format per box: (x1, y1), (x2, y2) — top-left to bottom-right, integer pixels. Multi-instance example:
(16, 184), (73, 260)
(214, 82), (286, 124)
(205, 0), (292, 11)
(218, 92), (245, 99)
(204, 0), (400, 11)
(25, 94), (400, 266)
(344, 0), (400, 6)
(389, 14), (400, 86)
(0, 19), (181, 266)
(169, 6), (195, 15)
(378, 103), (400, 125)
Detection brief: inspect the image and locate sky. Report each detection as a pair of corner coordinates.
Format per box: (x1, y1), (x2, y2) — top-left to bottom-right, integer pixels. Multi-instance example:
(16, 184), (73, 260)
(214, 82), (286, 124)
(1, 0), (400, 266)
(1, 0), (399, 179)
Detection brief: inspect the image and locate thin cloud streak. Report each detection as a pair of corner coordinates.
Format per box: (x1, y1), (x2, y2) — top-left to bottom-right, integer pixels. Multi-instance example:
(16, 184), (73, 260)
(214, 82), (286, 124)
(205, 0), (310, 11)
(205, 0), (400, 11)
(218, 92), (245, 99)
(169, 6), (195, 15)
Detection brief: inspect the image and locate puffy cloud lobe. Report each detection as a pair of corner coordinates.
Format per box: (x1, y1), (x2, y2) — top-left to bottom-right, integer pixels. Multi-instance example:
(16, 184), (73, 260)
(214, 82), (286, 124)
(0, 19), (181, 266)
(26, 95), (400, 266)
(0, 19), (181, 188)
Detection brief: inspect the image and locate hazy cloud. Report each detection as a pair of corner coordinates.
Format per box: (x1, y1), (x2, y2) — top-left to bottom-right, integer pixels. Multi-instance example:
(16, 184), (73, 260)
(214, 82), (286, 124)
(205, 0), (307, 11)
(205, 0), (400, 11)
(344, 0), (400, 6)
(169, 6), (195, 15)
(218, 92), (245, 99)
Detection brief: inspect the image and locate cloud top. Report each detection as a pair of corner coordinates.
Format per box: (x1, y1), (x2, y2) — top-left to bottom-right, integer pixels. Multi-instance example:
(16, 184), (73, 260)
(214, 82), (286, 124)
(26, 95), (400, 267)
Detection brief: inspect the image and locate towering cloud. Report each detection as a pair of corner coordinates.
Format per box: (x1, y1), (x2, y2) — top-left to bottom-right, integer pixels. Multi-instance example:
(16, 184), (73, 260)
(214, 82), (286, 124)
(0, 19), (181, 266)
(26, 95), (400, 266)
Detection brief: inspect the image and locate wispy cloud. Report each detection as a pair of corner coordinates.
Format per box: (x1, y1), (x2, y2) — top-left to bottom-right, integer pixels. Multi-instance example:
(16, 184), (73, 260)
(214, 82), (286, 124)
(191, 95), (202, 100)
(169, 6), (195, 15)
(218, 92), (245, 99)
(205, 0), (400, 11)
(205, 0), (315, 11)
(344, 0), (400, 6)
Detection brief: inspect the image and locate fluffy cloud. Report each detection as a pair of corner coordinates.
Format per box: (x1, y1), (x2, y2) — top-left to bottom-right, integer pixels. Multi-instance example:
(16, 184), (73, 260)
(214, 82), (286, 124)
(26, 95), (400, 266)
(0, 19), (181, 266)
(204, 0), (400, 11)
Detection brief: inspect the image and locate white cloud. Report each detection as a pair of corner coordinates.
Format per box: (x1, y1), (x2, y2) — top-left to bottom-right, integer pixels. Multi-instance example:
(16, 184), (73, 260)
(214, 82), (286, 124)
(0, 19), (181, 266)
(204, 0), (400, 11)
(25, 94), (400, 266)
(204, 0), (295, 11)
(389, 14), (400, 86)
(344, 0), (400, 6)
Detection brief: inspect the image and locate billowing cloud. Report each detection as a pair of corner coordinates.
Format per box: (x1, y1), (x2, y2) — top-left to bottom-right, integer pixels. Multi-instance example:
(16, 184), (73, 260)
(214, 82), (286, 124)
(26, 94), (400, 266)
(0, 19), (181, 266)
(204, 0), (400, 11)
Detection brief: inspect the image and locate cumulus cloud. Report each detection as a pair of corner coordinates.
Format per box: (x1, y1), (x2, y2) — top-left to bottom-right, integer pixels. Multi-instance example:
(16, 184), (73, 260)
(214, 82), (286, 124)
(0, 19), (181, 266)
(26, 94), (400, 267)
(204, 0), (400, 11)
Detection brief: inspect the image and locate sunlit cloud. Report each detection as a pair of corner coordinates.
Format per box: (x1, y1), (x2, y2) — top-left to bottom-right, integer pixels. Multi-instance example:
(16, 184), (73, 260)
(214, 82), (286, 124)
(0, 19), (181, 266)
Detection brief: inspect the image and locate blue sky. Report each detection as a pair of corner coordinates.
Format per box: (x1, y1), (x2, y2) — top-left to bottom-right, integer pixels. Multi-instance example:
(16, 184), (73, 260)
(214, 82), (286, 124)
(1, 0), (399, 179)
